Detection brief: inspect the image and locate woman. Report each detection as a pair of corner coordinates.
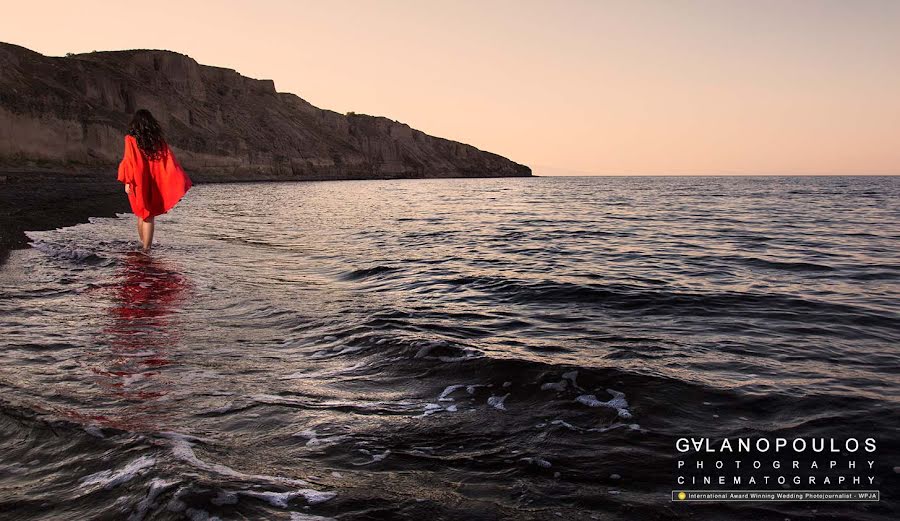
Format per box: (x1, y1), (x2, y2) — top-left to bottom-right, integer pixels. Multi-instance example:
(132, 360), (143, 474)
(117, 109), (192, 252)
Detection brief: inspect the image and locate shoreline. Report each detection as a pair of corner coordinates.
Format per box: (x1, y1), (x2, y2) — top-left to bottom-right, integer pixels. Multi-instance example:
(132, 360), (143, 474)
(0, 170), (130, 263)
(3, 170), (890, 263)
(0, 169), (536, 265)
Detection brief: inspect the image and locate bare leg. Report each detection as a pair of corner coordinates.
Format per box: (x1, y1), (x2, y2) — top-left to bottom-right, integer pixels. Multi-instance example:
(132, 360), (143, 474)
(141, 216), (155, 252)
(136, 216), (145, 246)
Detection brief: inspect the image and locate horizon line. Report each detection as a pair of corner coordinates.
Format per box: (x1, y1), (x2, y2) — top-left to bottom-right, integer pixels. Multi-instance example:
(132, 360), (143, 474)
(536, 173), (900, 177)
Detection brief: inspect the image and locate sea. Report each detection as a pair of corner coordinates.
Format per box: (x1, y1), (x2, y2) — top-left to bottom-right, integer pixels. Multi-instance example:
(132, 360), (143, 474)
(0, 176), (898, 520)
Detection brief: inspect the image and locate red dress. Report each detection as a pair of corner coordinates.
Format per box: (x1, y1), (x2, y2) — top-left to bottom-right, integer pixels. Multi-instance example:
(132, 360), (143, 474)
(117, 135), (192, 220)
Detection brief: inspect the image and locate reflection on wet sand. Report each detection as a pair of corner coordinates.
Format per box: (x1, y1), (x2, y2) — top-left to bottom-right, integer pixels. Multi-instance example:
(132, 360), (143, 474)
(91, 252), (189, 431)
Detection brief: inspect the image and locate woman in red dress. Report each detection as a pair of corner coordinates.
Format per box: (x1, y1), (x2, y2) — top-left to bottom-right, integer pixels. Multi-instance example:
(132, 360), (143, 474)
(117, 109), (192, 252)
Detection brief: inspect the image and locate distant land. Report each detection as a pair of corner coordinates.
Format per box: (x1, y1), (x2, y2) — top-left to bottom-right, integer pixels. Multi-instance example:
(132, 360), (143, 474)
(0, 42), (531, 181)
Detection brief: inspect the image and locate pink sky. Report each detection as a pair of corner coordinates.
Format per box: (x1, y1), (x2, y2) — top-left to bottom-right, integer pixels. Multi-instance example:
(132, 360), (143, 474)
(2, 0), (898, 175)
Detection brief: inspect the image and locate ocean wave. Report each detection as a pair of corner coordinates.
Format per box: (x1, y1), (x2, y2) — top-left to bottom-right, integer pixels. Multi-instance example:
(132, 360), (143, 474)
(432, 273), (898, 328)
(339, 265), (400, 280)
(3, 176), (898, 520)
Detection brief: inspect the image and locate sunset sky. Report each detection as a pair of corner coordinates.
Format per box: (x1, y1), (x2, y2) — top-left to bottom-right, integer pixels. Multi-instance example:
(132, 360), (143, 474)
(2, 0), (898, 175)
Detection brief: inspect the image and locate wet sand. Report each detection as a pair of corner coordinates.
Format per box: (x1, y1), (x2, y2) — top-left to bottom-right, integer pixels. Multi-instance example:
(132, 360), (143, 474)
(0, 170), (130, 264)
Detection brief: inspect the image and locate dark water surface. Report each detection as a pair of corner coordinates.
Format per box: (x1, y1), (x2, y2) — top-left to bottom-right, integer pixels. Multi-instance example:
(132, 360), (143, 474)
(1, 176), (898, 520)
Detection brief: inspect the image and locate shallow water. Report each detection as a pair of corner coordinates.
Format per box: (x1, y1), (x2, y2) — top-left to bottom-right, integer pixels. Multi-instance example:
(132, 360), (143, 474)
(1, 176), (898, 520)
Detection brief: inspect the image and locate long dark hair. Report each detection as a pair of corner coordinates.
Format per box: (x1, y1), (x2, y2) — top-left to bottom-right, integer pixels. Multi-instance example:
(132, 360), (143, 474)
(127, 109), (167, 160)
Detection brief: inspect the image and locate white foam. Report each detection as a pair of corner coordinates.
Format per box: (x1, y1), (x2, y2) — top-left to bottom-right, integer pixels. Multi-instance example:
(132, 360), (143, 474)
(353, 448), (390, 466)
(164, 432), (310, 487)
(84, 425), (105, 438)
(128, 478), (179, 521)
(299, 489), (339, 505)
(576, 389), (632, 419)
(327, 345), (367, 357)
(80, 455), (156, 490)
(418, 403), (443, 417)
(549, 419), (581, 431)
(291, 512), (337, 521)
(239, 489), (337, 507)
(249, 394), (416, 413)
(541, 380), (567, 392)
(417, 401), (461, 417)
(438, 384), (466, 401)
(487, 393), (509, 410)
(292, 429), (348, 448)
(520, 457), (552, 468)
(587, 422), (642, 433)
(435, 353), (479, 362)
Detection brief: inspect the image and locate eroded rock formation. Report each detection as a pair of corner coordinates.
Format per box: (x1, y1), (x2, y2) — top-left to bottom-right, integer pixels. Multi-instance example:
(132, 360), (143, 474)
(0, 42), (531, 181)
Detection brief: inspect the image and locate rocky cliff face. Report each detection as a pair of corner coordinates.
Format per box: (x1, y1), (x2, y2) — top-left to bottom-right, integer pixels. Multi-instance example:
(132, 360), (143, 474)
(0, 42), (531, 181)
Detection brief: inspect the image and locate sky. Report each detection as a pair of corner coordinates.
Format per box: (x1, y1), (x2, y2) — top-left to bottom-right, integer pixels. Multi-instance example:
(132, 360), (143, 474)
(2, 0), (898, 175)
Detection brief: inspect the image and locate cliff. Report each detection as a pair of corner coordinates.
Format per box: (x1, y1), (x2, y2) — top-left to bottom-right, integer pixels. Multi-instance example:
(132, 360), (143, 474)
(0, 42), (531, 181)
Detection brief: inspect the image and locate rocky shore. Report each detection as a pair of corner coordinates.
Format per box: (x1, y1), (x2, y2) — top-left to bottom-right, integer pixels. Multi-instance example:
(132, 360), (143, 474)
(0, 169), (129, 261)
(0, 41), (533, 262)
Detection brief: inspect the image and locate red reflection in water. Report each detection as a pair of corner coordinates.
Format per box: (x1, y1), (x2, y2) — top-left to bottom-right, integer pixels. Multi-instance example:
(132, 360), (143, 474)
(89, 251), (190, 430)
